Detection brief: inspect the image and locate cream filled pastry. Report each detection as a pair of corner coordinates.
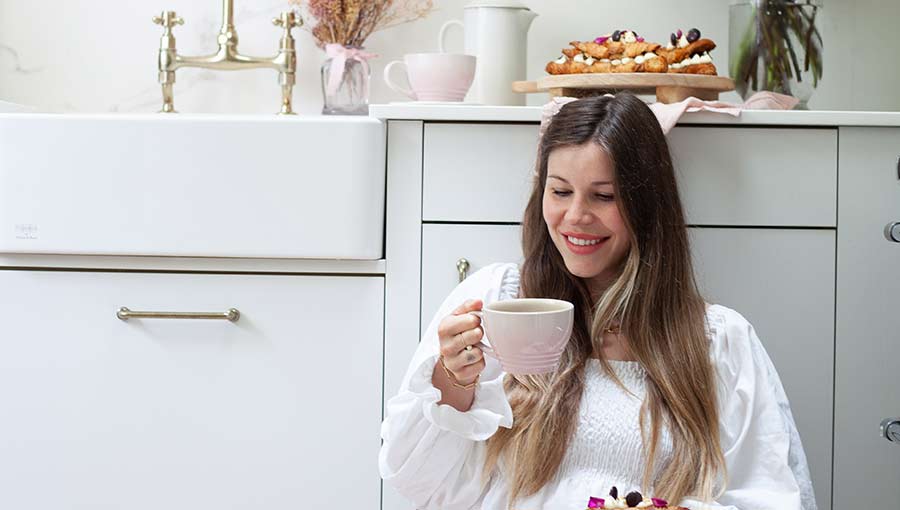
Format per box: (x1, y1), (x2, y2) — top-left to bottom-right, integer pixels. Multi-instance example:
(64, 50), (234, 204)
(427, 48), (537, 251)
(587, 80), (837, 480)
(584, 486), (690, 510)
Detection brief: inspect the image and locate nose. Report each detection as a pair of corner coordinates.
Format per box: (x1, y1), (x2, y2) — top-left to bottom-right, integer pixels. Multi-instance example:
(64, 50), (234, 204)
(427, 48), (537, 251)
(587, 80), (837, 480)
(564, 195), (595, 224)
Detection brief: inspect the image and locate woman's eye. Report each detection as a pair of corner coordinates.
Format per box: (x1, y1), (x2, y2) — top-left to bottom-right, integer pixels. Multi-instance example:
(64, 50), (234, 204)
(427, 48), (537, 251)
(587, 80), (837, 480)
(551, 190), (614, 201)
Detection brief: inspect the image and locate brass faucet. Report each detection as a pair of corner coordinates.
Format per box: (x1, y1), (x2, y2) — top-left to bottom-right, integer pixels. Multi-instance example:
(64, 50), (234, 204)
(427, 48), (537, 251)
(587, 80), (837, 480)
(152, 0), (302, 114)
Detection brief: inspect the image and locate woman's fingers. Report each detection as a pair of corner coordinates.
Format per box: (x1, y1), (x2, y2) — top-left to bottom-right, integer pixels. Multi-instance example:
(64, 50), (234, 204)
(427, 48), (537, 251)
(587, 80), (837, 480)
(438, 322), (483, 358)
(451, 298), (482, 317)
(436, 298), (487, 383)
(438, 301), (482, 348)
(444, 344), (485, 372)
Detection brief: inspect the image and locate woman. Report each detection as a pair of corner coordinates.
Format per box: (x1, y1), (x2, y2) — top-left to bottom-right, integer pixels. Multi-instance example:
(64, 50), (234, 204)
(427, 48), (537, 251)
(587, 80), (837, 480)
(379, 94), (816, 510)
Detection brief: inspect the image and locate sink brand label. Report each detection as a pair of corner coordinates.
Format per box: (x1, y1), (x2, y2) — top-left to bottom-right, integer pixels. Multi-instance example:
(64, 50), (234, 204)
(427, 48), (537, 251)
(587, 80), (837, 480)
(14, 223), (38, 240)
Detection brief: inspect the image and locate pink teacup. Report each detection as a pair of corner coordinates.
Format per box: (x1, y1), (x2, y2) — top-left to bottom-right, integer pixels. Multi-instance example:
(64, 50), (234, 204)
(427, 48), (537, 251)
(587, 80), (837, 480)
(470, 298), (574, 375)
(383, 53), (476, 102)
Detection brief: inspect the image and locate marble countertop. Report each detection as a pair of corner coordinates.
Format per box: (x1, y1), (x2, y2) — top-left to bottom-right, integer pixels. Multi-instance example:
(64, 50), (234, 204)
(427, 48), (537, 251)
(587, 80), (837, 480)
(369, 103), (900, 127)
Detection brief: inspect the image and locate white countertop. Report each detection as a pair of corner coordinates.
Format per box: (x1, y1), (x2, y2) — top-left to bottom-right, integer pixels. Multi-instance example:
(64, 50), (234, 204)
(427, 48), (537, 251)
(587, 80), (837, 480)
(370, 103), (900, 127)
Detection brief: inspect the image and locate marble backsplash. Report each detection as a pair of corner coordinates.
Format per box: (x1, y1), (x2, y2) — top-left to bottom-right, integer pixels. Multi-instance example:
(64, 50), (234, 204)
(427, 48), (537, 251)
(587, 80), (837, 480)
(1, 0), (897, 114)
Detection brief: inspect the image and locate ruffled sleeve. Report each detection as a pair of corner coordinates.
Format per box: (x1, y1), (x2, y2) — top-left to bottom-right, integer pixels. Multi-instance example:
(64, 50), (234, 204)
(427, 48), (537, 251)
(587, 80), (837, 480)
(679, 305), (806, 510)
(378, 262), (520, 509)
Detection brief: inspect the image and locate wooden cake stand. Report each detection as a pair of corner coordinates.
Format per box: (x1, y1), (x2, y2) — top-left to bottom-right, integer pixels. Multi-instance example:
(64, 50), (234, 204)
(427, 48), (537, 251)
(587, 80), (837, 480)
(512, 73), (735, 104)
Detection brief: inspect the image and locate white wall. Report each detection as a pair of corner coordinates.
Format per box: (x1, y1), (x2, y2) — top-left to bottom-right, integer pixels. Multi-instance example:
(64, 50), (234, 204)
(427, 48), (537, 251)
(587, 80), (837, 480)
(1, 0), (897, 113)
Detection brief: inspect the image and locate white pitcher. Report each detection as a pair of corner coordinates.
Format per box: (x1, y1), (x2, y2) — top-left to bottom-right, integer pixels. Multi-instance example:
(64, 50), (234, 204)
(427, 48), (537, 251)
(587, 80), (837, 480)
(439, 0), (537, 106)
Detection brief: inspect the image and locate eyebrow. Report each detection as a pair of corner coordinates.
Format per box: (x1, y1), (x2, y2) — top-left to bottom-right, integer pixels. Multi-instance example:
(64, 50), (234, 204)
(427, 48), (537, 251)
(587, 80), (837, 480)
(547, 175), (612, 185)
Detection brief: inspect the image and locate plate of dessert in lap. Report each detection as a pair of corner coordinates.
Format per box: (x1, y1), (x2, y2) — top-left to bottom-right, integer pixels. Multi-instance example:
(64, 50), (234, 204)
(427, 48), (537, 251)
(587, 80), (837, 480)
(513, 29), (735, 104)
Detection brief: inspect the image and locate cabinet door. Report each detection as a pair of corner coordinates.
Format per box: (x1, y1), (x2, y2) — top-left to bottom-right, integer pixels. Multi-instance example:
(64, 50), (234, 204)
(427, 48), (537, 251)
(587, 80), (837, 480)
(421, 224), (523, 335)
(690, 227), (835, 510)
(417, 225), (835, 510)
(0, 270), (384, 510)
(423, 123), (538, 223)
(834, 127), (900, 509)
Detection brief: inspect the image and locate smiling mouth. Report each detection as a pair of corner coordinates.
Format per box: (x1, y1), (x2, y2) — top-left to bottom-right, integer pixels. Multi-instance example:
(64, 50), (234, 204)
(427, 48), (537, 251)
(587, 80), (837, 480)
(563, 236), (610, 255)
(564, 234), (608, 246)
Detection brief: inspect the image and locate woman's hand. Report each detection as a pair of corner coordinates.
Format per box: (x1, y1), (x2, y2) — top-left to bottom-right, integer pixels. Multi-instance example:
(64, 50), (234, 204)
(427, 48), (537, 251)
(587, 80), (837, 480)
(436, 299), (486, 385)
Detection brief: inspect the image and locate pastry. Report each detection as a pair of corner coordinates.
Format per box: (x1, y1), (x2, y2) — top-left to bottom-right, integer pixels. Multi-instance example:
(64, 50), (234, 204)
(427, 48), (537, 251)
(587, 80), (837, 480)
(583, 486), (690, 510)
(656, 28), (718, 75)
(545, 30), (669, 75)
(573, 41), (610, 60)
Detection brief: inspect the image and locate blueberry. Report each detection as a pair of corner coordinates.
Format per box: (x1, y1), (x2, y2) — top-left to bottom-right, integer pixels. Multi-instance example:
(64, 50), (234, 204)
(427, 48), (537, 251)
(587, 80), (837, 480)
(687, 28), (701, 43)
(625, 491), (643, 508)
(611, 30), (621, 42)
(609, 486), (619, 499)
(670, 32), (677, 45)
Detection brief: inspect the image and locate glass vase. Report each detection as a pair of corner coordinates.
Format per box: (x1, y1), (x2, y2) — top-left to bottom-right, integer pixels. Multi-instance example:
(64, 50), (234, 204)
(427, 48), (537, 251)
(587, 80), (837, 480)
(729, 0), (823, 109)
(321, 46), (371, 116)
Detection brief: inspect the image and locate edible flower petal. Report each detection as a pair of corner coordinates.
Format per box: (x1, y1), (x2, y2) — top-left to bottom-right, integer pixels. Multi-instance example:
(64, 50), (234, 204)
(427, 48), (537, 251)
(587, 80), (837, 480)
(651, 498), (668, 508)
(588, 497), (606, 508)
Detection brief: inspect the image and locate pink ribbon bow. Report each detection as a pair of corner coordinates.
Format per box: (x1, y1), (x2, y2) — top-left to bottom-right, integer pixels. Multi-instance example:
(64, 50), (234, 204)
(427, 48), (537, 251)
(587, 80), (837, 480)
(325, 44), (379, 97)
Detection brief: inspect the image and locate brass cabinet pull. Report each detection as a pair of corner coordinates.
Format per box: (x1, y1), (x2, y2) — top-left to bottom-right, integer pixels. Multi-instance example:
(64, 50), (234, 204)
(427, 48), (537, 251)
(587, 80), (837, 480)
(456, 258), (470, 283)
(117, 307), (240, 322)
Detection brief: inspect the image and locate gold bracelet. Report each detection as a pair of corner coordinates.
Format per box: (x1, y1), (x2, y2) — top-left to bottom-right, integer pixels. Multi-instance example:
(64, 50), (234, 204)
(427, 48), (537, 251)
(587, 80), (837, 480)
(439, 356), (479, 391)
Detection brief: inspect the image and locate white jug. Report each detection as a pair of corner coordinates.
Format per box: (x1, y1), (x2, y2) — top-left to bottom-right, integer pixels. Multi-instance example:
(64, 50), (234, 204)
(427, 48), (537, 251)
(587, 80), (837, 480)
(439, 0), (537, 106)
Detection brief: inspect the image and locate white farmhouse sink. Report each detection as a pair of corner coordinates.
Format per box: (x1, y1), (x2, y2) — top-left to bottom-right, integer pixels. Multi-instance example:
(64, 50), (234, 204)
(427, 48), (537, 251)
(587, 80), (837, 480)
(0, 114), (384, 260)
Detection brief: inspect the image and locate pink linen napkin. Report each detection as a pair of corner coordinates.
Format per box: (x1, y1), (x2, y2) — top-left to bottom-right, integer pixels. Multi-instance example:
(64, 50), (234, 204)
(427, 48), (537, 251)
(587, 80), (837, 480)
(540, 91), (799, 137)
(648, 91), (799, 133)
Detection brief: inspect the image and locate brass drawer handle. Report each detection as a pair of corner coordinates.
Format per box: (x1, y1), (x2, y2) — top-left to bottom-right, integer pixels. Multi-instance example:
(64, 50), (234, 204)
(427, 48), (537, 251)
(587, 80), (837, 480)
(457, 258), (470, 283)
(117, 306), (240, 322)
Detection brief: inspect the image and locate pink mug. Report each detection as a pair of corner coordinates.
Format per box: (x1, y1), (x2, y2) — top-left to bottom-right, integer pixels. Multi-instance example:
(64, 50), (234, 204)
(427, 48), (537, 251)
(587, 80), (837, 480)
(383, 53), (476, 102)
(470, 298), (574, 375)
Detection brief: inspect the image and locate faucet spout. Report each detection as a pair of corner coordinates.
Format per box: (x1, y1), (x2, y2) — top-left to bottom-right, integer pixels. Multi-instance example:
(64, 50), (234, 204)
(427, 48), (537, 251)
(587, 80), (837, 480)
(221, 0), (234, 33)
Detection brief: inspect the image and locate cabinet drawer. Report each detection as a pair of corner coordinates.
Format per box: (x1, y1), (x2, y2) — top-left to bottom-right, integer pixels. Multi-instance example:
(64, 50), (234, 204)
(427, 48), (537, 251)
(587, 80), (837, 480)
(669, 127), (837, 227)
(421, 224), (522, 334)
(423, 124), (837, 227)
(423, 123), (539, 222)
(0, 270), (384, 510)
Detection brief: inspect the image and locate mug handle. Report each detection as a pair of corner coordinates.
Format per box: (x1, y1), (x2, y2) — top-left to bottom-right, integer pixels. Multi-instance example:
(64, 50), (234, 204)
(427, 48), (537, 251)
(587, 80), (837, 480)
(438, 19), (464, 53)
(467, 310), (496, 358)
(382, 60), (416, 99)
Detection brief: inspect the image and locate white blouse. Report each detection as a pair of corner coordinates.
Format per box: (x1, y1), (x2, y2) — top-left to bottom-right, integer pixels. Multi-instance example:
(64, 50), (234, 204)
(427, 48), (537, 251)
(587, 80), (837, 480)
(379, 263), (817, 510)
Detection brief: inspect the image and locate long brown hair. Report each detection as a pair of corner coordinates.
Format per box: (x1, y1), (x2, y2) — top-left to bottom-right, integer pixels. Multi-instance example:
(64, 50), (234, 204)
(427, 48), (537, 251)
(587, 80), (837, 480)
(483, 94), (726, 507)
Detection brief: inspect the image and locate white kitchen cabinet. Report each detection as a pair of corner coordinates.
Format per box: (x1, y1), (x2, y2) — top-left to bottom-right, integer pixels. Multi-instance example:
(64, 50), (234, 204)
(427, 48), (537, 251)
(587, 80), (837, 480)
(689, 227), (835, 510)
(833, 127), (900, 508)
(384, 117), (840, 510)
(417, 224), (834, 510)
(0, 269), (384, 510)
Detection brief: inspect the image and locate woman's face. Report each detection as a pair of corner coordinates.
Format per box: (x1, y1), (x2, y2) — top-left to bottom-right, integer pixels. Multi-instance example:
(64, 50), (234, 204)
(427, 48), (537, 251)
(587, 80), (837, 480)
(542, 142), (631, 292)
